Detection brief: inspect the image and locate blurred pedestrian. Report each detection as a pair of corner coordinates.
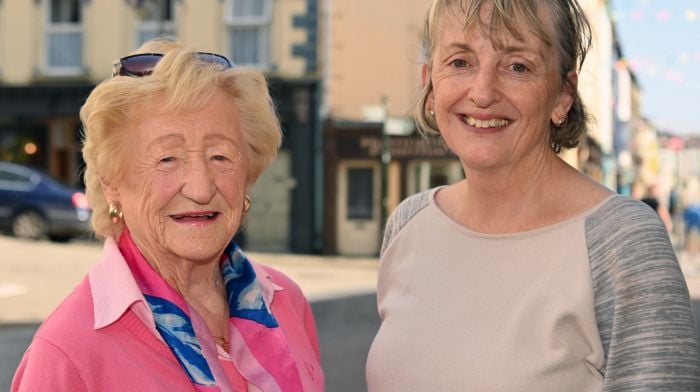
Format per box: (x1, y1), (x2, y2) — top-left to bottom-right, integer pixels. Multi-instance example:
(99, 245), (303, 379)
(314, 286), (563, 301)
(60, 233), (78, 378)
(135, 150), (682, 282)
(640, 187), (673, 233)
(366, 0), (700, 391)
(684, 204), (700, 255)
(12, 38), (324, 391)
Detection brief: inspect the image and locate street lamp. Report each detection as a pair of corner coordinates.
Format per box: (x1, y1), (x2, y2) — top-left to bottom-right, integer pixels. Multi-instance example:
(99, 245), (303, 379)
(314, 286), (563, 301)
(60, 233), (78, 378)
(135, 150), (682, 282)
(380, 96), (391, 233)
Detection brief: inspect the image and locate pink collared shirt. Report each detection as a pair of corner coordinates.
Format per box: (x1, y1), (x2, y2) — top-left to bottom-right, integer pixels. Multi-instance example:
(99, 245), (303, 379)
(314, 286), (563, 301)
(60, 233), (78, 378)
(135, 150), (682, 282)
(12, 238), (325, 391)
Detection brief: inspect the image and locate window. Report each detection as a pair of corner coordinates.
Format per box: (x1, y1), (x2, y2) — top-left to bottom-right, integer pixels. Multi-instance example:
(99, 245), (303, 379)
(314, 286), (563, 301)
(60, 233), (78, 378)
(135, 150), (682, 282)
(0, 169), (31, 184)
(45, 0), (83, 74)
(225, 0), (272, 67)
(0, 168), (35, 191)
(347, 168), (374, 220)
(134, 0), (175, 47)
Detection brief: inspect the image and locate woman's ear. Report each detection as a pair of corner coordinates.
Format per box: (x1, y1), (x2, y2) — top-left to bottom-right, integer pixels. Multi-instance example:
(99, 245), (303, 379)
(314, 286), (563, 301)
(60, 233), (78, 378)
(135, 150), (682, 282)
(421, 63), (430, 87)
(422, 63), (435, 110)
(99, 176), (120, 203)
(552, 70), (577, 123)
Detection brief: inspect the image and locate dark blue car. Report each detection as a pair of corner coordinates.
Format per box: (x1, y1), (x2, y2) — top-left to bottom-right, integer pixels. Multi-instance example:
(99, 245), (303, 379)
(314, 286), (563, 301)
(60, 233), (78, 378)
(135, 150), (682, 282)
(0, 161), (92, 241)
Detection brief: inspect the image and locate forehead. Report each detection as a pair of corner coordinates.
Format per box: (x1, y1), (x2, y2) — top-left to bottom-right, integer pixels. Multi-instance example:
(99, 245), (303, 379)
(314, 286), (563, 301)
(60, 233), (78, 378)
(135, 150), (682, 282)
(127, 89), (236, 124)
(434, 1), (554, 51)
(127, 91), (241, 143)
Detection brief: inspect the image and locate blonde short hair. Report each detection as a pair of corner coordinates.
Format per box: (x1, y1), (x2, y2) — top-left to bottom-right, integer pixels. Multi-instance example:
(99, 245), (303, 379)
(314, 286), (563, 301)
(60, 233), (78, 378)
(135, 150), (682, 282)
(416, 0), (591, 153)
(81, 38), (281, 239)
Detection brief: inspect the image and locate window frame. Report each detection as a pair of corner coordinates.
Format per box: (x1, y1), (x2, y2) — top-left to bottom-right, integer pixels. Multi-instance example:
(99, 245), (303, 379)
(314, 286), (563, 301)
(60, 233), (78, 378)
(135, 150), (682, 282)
(224, 0), (273, 69)
(133, 0), (176, 48)
(43, 0), (84, 76)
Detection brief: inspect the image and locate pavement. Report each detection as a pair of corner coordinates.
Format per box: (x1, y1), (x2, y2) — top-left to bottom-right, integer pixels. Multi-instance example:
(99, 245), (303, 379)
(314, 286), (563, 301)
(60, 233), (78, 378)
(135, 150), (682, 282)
(0, 235), (379, 324)
(3, 233), (700, 324)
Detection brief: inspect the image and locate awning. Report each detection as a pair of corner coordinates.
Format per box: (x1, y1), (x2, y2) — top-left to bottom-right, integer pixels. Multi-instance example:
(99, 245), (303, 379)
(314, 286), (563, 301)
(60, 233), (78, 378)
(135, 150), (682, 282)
(0, 84), (95, 117)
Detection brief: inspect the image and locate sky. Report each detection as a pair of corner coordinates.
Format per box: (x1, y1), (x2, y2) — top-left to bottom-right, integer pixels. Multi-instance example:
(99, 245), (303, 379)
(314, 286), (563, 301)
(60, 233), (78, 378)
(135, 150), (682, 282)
(610, 0), (700, 135)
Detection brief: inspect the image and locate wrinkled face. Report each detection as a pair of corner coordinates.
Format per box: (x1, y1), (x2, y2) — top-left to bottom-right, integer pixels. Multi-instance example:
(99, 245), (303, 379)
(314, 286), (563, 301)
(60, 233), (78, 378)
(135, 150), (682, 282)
(109, 89), (249, 263)
(427, 3), (574, 172)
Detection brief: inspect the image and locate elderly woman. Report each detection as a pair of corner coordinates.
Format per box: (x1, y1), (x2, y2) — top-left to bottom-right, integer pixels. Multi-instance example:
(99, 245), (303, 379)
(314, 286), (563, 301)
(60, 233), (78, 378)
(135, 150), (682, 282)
(367, 0), (700, 391)
(12, 39), (324, 391)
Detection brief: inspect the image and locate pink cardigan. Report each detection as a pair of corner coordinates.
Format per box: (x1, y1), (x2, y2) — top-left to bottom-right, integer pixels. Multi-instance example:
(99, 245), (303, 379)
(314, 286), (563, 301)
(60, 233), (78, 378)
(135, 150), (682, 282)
(12, 238), (325, 391)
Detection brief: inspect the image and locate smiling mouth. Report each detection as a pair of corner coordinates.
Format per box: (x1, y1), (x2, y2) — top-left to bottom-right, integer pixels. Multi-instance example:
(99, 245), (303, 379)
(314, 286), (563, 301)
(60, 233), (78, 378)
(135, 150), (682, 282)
(170, 212), (219, 221)
(463, 116), (510, 129)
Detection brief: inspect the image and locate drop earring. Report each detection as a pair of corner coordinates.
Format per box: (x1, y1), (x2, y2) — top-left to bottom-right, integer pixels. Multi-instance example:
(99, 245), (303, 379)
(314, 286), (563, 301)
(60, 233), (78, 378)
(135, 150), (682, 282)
(108, 202), (123, 224)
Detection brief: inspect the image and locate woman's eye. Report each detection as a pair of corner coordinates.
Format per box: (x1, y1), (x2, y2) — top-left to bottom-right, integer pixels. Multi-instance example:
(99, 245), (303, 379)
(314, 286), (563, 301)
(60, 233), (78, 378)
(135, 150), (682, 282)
(510, 63), (529, 73)
(450, 59), (468, 68)
(159, 156), (175, 163)
(212, 155), (228, 161)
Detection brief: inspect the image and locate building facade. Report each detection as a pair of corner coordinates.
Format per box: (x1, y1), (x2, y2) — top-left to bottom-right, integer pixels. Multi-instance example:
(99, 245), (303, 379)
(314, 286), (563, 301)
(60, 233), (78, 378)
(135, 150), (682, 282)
(321, 0), (624, 255)
(0, 0), (641, 256)
(0, 0), (322, 253)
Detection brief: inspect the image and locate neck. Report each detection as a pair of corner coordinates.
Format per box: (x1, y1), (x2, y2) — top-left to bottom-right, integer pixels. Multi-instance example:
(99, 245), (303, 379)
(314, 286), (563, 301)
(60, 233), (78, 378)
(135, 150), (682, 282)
(128, 234), (230, 343)
(443, 154), (565, 233)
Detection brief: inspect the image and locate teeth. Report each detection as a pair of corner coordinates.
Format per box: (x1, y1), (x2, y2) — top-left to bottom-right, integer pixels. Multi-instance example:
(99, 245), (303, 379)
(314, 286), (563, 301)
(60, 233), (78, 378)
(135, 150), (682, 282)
(171, 213), (216, 220)
(464, 116), (509, 128)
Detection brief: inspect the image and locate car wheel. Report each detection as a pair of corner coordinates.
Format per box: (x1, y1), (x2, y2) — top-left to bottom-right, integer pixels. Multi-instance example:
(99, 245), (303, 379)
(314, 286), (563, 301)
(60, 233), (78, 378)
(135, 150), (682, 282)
(48, 235), (71, 243)
(12, 211), (48, 240)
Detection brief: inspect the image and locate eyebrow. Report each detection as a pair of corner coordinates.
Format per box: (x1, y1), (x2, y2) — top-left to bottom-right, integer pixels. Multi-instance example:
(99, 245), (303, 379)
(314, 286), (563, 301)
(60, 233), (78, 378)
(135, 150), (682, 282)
(444, 42), (473, 53)
(203, 132), (238, 146)
(145, 133), (242, 157)
(147, 133), (185, 149)
(499, 45), (544, 60)
(443, 40), (544, 62)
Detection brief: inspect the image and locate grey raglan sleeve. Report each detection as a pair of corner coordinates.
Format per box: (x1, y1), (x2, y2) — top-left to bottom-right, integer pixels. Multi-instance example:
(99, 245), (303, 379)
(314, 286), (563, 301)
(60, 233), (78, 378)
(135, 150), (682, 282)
(587, 197), (700, 391)
(379, 190), (431, 258)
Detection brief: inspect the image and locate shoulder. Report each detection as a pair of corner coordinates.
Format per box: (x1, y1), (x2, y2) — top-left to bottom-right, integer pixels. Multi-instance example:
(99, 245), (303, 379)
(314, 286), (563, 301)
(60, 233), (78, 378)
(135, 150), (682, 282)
(258, 263), (303, 293)
(587, 194), (663, 232)
(586, 195), (673, 273)
(390, 189), (432, 223)
(256, 263), (309, 308)
(586, 195), (678, 281)
(33, 277), (95, 345)
(585, 196), (700, 388)
(380, 188), (434, 257)
(12, 278), (95, 391)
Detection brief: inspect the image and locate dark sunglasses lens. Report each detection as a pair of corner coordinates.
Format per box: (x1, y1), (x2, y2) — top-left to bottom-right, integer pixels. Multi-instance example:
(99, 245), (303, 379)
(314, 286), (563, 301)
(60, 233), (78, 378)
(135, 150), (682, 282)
(120, 54), (163, 76)
(196, 53), (233, 68)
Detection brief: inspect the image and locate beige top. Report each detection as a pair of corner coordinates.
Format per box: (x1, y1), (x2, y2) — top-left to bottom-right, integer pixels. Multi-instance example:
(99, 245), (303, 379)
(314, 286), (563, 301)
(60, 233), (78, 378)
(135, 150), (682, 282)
(367, 188), (700, 391)
(367, 188), (608, 391)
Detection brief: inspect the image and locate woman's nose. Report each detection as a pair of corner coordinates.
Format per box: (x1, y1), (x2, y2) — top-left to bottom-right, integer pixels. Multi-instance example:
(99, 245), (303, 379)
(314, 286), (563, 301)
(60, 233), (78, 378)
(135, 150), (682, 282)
(468, 67), (501, 108)
(181, 158), (216, 203)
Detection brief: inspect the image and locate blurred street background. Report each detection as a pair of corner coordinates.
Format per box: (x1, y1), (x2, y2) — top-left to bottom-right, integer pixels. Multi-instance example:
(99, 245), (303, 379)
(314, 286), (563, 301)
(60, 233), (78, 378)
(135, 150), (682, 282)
(1, 0), (700, 391)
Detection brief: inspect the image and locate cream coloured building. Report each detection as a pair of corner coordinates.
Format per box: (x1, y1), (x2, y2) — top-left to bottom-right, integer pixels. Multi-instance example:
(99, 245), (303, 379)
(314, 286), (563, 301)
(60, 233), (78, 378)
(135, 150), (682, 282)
(0, 0), (323, 253)
(0, 0), (627, 256)
(321, 0), (621, 255)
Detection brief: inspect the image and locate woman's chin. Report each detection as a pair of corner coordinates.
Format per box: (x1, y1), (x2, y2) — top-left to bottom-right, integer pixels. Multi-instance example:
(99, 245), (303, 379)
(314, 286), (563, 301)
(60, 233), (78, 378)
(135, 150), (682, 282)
(168, 242), (226, 264)
(160, 229), (236, 263)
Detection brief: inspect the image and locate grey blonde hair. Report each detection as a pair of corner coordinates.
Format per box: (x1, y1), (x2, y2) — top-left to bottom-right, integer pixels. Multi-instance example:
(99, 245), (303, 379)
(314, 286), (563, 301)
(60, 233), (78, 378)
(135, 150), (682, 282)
(81, 38), (281, 239)
(415, 0), (592, 153)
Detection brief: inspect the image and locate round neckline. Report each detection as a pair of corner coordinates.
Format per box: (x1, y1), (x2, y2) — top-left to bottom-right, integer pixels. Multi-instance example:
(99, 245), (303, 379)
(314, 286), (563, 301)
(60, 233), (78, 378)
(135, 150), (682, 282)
(428, 186), (618, 240)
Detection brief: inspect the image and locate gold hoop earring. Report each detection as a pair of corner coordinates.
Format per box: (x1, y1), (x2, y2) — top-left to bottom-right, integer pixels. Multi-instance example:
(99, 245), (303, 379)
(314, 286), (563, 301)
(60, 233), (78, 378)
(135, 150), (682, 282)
(242, 195), (252, 216)
(108, 202), (123, 224)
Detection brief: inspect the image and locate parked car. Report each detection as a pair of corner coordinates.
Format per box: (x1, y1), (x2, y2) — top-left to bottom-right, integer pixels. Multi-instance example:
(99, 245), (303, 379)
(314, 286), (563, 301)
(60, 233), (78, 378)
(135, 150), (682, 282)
(0, 161), (92, 241)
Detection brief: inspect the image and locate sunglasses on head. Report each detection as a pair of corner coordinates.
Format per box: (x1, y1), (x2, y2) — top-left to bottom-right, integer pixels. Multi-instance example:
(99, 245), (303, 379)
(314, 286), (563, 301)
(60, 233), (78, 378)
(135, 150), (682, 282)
(112, 52), (234, 77)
